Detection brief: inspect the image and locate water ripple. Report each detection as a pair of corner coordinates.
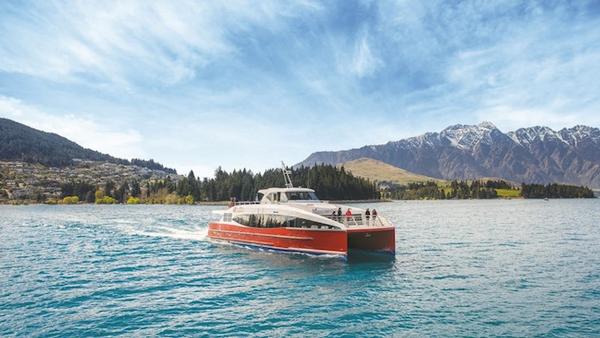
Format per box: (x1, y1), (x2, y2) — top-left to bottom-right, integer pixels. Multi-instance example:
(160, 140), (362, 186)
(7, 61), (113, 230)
(1, 201), (599, 336)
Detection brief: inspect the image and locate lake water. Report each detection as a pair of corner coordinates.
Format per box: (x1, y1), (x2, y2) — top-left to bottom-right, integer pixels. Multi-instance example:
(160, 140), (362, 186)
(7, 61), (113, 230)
(1, 200), (599, 337)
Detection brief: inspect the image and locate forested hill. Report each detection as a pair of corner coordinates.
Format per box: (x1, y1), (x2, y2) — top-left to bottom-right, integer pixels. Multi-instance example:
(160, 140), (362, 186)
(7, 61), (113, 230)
(0, 117), (116, 165)
(0, 118), (176, 173)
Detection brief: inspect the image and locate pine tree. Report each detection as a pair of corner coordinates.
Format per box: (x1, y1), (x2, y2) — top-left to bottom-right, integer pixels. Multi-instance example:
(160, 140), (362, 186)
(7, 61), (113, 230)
(130, 180), (141, 197)
(104, 181), (115, 198)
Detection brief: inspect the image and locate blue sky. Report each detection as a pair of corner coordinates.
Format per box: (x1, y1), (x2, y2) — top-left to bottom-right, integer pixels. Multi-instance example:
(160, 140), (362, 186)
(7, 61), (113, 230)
(1, 1), (600, 177)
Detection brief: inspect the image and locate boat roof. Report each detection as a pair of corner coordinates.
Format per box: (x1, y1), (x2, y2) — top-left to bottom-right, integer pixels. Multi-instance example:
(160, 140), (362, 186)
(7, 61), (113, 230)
(257, 187), (315, 195)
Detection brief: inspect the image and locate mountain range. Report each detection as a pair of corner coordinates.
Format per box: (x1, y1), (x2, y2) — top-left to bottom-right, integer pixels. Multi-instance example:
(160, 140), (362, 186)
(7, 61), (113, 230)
(297, 122), (600, 188)
(3, 117), (599, 188)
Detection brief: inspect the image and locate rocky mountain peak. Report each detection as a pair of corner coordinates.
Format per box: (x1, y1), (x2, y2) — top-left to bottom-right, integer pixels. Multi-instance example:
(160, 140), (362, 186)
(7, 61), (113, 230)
(440, 122), (500, 150)
(558, 125), (600, 147)
(478, 121), (497, 129)
(508, 126), (566, 146)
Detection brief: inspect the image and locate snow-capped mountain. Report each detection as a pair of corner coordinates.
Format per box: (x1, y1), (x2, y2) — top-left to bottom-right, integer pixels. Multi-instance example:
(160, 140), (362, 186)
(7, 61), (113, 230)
(296, 122), (600, 188)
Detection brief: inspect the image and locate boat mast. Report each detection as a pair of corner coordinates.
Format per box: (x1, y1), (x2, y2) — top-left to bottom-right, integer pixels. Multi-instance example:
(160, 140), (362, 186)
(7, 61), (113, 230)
(281, 161), (293, 188)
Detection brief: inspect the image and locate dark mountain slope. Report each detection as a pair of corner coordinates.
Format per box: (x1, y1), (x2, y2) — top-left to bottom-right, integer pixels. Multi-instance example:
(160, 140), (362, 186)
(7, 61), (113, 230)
(0, 117), (176, 173)
(0, 117), (120, 166)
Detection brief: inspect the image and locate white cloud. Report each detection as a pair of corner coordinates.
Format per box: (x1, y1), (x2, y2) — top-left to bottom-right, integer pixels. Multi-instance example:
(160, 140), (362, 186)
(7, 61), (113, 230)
(436, 4), (600, 130)
(0, 96), (144, 159)
(0, 1), (321, 88)
(475, 105), (600, 131)
(1, 0), (599, 176)
(350, 33), (383, 77)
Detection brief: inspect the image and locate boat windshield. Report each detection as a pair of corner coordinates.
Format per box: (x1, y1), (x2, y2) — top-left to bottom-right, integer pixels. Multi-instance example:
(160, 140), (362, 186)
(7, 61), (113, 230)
(285, 191), (319, 201)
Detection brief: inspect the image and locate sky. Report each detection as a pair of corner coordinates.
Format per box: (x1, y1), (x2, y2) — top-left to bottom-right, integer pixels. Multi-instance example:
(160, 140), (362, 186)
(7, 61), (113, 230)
(1, 0), (600, 177)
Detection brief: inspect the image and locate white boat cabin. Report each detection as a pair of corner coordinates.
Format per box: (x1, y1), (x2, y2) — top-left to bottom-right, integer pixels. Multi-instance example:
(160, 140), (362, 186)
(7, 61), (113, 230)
(257, 187), (320, 204)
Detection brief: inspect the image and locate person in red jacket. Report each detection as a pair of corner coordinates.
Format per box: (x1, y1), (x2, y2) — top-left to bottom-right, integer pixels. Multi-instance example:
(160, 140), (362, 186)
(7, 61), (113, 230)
(345, 208), (353, 223)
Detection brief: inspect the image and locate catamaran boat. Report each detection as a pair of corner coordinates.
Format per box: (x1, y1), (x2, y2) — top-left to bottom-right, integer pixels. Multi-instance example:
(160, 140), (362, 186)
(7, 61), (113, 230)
(207, 164), (396, 258)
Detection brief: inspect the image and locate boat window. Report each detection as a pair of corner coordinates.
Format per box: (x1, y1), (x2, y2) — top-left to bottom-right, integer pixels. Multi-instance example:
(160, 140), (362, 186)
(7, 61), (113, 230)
(285, 191), (319, 201)
(233, 214), (336, 229)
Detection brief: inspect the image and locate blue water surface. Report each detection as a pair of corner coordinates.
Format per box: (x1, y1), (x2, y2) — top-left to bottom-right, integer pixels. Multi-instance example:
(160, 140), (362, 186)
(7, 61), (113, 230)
(1, 200), (599, 337)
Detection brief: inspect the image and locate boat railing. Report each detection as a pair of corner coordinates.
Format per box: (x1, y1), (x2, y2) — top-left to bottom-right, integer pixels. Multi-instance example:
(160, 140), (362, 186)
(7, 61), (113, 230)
(231, 201), (260, 205)
(322, 214), (390, 228)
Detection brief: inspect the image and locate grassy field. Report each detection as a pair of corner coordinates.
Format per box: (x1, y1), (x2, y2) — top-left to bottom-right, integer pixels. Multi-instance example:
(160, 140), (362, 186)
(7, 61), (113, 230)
(495, 188), (522, 198)
(340, 158), (445, 185)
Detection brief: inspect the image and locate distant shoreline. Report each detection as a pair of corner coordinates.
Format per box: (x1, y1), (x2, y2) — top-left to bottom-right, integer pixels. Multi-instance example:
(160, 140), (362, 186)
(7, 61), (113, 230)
(3, 197), (599, 206)
(0, 199), (390, 206)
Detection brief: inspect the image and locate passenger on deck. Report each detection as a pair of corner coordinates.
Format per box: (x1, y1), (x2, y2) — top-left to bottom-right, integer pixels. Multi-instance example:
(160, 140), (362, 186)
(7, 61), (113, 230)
(337, 207), (342, 221)
(365, 208), (371, 224)
(345, 208), (352, 223)
(372, 209), (378, 221)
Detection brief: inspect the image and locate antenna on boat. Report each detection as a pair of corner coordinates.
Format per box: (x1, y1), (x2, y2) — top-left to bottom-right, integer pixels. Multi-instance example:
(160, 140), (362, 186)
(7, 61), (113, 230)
(281, 161), (293, 188)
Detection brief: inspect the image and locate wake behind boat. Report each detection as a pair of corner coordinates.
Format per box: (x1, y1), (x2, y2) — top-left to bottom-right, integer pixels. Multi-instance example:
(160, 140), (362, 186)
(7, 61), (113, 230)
(207, 164), (395, 258)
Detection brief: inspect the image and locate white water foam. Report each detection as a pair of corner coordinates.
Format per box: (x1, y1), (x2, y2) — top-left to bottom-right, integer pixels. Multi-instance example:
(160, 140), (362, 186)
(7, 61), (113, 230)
(137, 226), (209, 241)
(116, 221), (209, 242)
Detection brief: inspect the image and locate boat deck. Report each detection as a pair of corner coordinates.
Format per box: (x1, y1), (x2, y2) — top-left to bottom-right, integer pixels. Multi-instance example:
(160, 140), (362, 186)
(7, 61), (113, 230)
(321, 214), (393, 228)
(226, 200), (394, 229)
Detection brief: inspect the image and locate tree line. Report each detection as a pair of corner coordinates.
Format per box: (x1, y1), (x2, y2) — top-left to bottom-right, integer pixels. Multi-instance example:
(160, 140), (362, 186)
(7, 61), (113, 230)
(172, 164), (378, 202)
(385, 180), (595, 200)
(44, 172), (600, 204)
(56, 164), (378, 204)
(521, 183), (594, 198)
(387, 180), (500, 200)
(60, 179), (142, 204)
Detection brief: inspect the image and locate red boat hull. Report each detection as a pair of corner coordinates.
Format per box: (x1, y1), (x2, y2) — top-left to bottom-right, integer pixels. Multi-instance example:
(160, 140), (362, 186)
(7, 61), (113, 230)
(347, 227), (396, 254)
(208, 222), (396, 256)
(208, 222), (348, 256)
